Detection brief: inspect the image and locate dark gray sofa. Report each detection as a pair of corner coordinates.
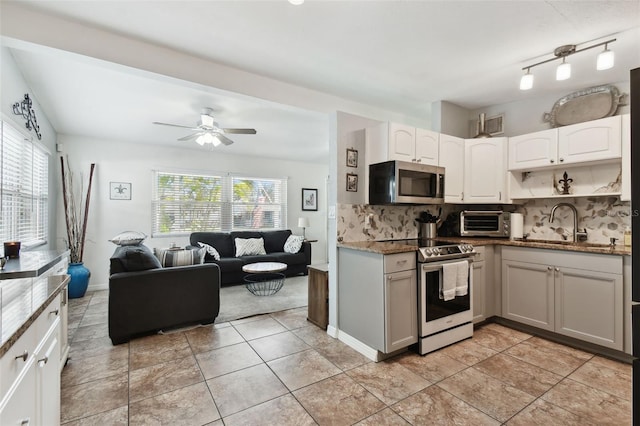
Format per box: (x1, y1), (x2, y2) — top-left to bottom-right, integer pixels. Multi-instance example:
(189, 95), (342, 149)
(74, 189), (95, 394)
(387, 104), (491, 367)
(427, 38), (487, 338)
(188, 230), (311, 286)
(108, 244), (220, 344)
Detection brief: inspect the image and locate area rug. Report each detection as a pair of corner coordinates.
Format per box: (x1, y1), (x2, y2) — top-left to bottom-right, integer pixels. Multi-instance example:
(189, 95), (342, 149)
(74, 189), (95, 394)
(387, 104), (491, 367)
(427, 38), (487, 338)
(215, 275), (308, 323)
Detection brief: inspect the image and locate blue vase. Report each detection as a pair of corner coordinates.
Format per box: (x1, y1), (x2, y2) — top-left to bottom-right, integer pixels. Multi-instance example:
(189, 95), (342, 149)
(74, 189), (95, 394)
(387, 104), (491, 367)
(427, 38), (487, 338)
(67, 262), (91, 299)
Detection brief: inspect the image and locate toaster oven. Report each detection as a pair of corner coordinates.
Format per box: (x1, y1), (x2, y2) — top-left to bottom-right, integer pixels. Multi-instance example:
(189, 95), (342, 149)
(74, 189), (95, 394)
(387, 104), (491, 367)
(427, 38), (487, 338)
(460, 211), (510, 237)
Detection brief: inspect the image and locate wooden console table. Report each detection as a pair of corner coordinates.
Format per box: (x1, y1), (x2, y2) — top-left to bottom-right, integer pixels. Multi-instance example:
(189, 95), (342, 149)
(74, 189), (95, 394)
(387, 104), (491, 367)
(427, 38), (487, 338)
(307, 263), (329, 329)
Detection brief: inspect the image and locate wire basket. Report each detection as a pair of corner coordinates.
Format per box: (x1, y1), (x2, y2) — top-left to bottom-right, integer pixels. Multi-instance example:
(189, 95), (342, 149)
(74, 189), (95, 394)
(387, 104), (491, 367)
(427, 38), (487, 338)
(244, 272), (285, 296)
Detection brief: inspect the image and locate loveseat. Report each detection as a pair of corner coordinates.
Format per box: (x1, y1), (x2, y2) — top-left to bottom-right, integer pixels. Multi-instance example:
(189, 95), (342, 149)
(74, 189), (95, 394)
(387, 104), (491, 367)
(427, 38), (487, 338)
(108, 244), (220, 344)
(188, 230), (311, 286)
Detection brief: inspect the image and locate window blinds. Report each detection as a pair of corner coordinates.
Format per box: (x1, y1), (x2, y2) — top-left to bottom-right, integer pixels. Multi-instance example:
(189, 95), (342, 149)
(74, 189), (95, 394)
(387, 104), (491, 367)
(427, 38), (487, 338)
(0, 120), (49, 247)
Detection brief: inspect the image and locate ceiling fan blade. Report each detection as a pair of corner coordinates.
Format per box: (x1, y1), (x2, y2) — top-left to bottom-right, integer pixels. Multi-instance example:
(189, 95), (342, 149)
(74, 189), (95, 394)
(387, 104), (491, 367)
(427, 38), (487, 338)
(223, 128), (257, 134)
(153, 121), (199, 130)
(216, 133), (235, 146)
(178, 132), (203, 141)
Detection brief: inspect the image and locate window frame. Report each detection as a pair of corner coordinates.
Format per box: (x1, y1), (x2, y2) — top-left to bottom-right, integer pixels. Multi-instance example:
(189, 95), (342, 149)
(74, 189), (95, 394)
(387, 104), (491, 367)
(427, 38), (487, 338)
(151, 169), (288, 237)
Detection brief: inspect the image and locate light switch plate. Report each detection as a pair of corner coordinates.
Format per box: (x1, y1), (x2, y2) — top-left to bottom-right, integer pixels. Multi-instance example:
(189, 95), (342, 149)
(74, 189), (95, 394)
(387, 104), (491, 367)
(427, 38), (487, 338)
(328, 205), (336, 219)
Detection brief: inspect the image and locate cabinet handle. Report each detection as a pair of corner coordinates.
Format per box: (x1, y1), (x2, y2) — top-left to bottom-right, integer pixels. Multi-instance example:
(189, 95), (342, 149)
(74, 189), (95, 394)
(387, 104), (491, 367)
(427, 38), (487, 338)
(547, 266), (552, 271)
(416, 159), (422, 163)
(555, 267), (560, 272)
(559, 158), (564, 162)
(50, 308), (59, 316)
(461, 192), (464, 201)
(387, 275), (392, 281)
(20, 419), (30, 426)
(550, 159), (555, 163)
(397, 260), (407, 265)
(499, 191), (502, 200)
(38, 356), (49, 367)
(15, 350), (28, 362)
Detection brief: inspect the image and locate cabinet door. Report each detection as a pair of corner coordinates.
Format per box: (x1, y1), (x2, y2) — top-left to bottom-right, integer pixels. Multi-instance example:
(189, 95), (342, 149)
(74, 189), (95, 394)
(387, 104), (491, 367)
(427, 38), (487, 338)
(36, 321), (61, 426)
(557, 115), (622, 165)
(438, 134), (464, 203)
(502, 259), (554, 331)
(555, 267), (623, 350)
(621, 114), (631, 201)
(464, 138), (506, 203)
(508, 129), (558, 170)
(415, 128), (439, 165)
(384, 269), (418, 353)
(472, 261), (486, 323)
(388, 123), (416, 162)
(307, 268), (328, 330)
(0, 357), (37, 426)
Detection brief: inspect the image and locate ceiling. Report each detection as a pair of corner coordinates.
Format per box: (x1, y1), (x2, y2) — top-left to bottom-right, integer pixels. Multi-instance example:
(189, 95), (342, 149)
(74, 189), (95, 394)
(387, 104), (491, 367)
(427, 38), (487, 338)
(2, 1), (640, 163)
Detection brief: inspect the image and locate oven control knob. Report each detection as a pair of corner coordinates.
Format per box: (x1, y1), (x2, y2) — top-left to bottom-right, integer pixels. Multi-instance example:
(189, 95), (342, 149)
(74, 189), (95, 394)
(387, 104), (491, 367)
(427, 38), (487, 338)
(431, 248), (441, 256)
(423, 248), (432, 256)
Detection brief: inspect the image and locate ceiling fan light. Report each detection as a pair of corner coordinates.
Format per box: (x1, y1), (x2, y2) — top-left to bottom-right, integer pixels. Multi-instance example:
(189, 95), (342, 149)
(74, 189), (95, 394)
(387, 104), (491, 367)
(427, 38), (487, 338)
(556, 59), (571, 81)
(200, 114), (215, 128)
(597, 47), (614, 70)
(212, 135), (223, 147)
(195, 135), (206, 146)
(519, 70), (534, 90)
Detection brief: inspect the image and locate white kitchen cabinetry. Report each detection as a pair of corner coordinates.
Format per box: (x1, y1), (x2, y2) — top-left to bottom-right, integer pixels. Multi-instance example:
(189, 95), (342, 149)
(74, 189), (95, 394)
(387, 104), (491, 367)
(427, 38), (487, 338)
(438, 134), (465, 203)
(508, 129), (558, 170)
(464, 137), (508, 203)
(338, 249), (417, 355)
(472, 246), (497, 324)
(621, 114), (631, 201)
(366, 122), (439, 166)
(502, 247), (623, 350)
(508, 115), (622, 171)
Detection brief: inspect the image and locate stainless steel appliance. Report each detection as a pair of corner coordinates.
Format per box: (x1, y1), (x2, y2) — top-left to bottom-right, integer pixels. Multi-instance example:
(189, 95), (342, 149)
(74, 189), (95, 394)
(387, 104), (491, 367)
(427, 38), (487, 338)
(416, 240), (476, 355)
(460, 210), (510, 237)
(630, 66), (639, 422)
(369, 160), (445, 205)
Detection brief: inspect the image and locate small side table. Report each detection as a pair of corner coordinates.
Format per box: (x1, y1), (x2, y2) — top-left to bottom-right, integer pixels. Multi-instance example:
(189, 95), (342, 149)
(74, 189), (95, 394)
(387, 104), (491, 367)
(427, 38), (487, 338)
(242, 262), (288, 296)
(307, 263), (329, 330)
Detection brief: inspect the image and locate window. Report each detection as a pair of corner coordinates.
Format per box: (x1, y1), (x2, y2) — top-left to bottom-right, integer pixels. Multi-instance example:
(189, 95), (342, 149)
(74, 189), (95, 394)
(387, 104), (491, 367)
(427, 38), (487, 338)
(0, 120), (49, 247)
(152, 170), (287, 236)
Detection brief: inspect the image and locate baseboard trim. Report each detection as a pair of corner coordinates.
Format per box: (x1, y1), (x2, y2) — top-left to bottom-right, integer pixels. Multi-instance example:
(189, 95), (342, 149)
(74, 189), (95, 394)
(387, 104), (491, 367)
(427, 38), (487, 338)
(87, 282), (109, 292)
(336, 330), (381, 362)
(326, 325), (338, 338)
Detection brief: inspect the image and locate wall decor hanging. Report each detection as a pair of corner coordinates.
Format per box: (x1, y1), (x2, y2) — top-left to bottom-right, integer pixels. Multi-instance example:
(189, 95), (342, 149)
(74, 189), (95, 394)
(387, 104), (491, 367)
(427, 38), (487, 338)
(346, 148), (358, 167)
(302, 188), (318, 211)
(346, 173), (358, 192)
(12, 93), (42, 140)
(110, 182), (132, 200)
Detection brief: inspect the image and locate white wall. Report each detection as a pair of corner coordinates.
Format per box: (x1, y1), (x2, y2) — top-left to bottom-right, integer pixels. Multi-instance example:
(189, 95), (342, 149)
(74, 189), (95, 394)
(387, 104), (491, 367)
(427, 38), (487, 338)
(57, 135), (328, 290)
(1, 46), (58, 249)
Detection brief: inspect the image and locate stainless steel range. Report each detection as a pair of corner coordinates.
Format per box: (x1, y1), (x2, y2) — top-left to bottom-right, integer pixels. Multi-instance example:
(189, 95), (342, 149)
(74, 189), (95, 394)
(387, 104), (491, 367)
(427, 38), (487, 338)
(415, 239), (476, 355)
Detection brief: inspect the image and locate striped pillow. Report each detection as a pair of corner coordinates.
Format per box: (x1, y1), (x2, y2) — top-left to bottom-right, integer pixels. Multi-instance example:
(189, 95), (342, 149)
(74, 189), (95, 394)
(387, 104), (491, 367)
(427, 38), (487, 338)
(154, 248), (205, 267)
(235, 238), (266, 257)
(284, 235), (304, 253)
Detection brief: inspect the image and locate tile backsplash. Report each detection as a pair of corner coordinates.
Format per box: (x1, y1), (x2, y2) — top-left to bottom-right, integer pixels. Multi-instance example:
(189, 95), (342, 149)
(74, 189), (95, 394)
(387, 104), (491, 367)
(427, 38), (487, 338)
(338, 197), (631, 245)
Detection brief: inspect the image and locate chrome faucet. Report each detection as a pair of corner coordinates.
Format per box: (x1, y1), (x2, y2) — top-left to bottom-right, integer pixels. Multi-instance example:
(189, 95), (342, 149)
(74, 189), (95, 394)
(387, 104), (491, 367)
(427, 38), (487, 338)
(549, 202), (588, 243)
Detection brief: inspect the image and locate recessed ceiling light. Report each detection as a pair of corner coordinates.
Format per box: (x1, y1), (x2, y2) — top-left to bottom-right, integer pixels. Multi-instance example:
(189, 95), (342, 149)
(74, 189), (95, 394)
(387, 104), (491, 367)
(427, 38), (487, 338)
(289, 0), (304, 4)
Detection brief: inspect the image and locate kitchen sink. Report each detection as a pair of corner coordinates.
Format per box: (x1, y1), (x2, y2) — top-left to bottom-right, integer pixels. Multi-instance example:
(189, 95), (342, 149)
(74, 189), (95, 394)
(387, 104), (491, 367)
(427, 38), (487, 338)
(523, 239), (614, 248)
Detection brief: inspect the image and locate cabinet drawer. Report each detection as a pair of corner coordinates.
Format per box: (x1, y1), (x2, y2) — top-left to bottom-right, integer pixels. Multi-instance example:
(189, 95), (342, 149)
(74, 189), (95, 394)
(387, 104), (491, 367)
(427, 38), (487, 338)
(0, 320), (36, 396)
(36, 295), (61, 341)
(384, 252), (416, 274)
(473, 246), (486, 262)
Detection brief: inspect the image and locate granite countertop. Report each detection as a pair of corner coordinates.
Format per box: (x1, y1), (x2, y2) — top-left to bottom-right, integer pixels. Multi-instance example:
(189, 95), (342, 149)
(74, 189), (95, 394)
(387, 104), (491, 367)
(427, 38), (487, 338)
(0, 251), (69, 357)
(338, 238), (631, 256)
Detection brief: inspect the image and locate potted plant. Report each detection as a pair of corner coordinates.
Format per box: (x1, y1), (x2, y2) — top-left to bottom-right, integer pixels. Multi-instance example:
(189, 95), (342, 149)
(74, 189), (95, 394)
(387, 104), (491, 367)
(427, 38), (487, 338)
(60, 156), (96, 298)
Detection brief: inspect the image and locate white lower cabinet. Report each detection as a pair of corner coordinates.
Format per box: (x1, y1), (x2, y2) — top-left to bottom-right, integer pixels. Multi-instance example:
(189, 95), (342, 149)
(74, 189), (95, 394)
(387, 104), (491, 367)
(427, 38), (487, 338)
(0, 294), (63, 426)
(502, 247), (623, 350)
(472, 246), (496, 324)
(339, 249), (417, 354)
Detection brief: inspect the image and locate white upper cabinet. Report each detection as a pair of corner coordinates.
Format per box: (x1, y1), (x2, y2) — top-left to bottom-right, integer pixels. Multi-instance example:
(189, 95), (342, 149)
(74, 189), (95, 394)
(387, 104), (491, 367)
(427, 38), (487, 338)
(464, 137), (508, 204)
(558, 115), (621, 164)
(508, 128), (558, 170)
(508, 115), (622, 171)
(438, 134), (465, 203)
(414, 128), (439, 165)
(367, 122), (439, 166)
(621, 114), (631, 201)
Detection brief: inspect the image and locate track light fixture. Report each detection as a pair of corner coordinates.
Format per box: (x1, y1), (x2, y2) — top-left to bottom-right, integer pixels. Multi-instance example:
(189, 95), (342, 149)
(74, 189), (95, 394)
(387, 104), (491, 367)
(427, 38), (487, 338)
(519, 38), (616, 90)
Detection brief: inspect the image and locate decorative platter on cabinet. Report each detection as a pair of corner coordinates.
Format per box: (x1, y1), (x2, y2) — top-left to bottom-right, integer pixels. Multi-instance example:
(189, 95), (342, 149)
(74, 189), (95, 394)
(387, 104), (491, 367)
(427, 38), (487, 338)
(543, 84), (628, 128)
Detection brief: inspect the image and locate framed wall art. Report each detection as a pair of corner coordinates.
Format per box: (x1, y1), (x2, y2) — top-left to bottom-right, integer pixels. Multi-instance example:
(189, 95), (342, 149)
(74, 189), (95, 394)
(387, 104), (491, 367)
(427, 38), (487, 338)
(346, 173), (358, 192)
(302, 188), (318, 211)
(346, 148), (358, 167)
(110, 182), (131, 200)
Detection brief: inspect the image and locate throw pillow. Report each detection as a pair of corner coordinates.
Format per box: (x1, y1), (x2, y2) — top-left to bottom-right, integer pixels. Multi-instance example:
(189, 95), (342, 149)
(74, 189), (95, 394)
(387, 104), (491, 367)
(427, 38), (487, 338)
(155, 247), (205, 267)
(197, 241), (221, 261)
(111, 244), (162, 273)
(235, 237), (266, 257)
(284, 235), (305, 253)
(109, 230), (147, 246)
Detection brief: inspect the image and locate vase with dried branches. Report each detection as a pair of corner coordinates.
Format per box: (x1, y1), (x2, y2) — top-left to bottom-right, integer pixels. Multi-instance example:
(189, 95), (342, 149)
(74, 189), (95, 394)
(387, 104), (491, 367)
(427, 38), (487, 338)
(60, 156), (95, 298)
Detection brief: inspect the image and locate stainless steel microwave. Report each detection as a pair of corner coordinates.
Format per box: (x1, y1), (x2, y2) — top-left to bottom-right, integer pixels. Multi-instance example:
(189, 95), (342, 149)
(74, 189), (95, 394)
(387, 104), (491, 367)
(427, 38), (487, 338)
(460, 210), (510, 237)
(369, 160), (444, 205)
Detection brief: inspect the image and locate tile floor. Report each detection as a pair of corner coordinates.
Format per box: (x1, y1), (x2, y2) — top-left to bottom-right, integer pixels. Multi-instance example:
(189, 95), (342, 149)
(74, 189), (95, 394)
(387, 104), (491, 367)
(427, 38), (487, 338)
(61, 291), (632, 425)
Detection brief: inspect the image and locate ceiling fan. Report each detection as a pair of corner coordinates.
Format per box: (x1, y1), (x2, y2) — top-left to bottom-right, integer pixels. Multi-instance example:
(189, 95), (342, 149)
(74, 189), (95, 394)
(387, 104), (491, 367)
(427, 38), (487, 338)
(153, 107), (256, 147)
